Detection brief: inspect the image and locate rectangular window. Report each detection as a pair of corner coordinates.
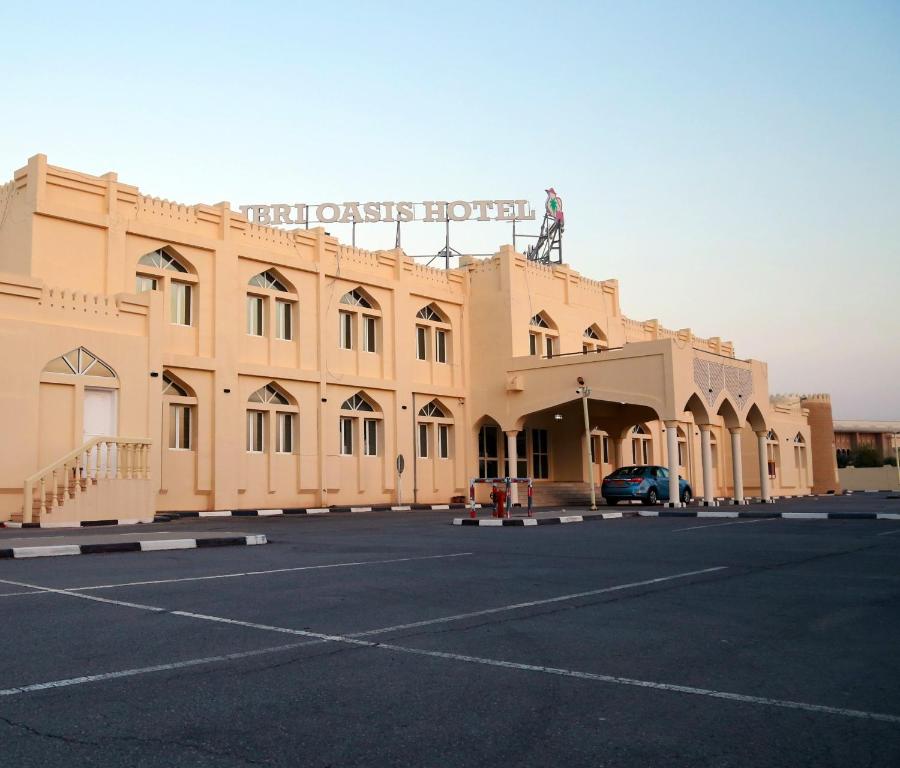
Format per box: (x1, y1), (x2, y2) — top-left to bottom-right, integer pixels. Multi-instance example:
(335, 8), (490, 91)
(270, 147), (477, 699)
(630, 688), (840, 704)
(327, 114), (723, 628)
(136, 275), (158, 293)
(339, 311), (353, 349)
(340, 417), (353, 455)
(416, 326), (427, 361)
(435, 329), (447, 363)
(171, 281), (192, 326)
(478, 425), (499, 479)
(642, 440), (650, 465)
(677, 442), (685, 467)
(633, 439), (639, 464)
(276, 300), (292, 341)
(418, 422), (430, 458)
(532, 429), (549, 479)
(516, 431), (527, 477)
(602, 436), (609, 464)
(168, 404), (192, 450)
(247, 295), (264, 336)
(545, 336), (554, 358)
(583, 343), (590, 354)
(438, 423), (450, 459)
(591, 436), (600, 464)
(276, 412), (294, 454)
(529, 333), (538, 356)
(363, 315), (377, 353)
(246, 411), (265, 453)
(364, 419), (378, 456)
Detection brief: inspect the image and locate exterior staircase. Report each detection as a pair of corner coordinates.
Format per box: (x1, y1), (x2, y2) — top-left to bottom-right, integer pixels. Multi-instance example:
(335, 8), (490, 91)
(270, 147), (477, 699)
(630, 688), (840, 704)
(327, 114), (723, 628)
(15, 436), (153, 526)
(529, 481), (595, 508)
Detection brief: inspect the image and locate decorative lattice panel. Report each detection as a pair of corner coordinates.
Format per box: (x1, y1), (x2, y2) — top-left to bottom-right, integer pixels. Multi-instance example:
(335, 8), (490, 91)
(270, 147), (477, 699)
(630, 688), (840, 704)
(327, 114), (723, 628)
(693, 358), (724, 409)
(724, 366), (753, 411)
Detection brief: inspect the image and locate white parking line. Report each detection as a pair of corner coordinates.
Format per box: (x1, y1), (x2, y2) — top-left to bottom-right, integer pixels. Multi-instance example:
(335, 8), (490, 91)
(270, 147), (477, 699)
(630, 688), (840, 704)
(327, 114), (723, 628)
(1, 565), (898, 724)
(876, 528), (900, 537)
(673, 519), (769, 533)
(0, 553), (473, 598)
(353, 567), (727, 637)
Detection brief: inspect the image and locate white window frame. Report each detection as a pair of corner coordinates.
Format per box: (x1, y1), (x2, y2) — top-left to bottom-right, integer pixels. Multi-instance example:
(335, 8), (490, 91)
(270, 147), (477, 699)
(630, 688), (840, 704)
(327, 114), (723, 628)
(171, 281), (192, 326)
(247, 295), (265, 336)
(136, 275), (158, 293)
(435, 328), (447, 363)
(416, 325), (428, 361)
(276, 300), (293, 341)
(247, 410), (266, 453)
(438, 423), (450, 459)
(340, 417), (354, 455)
(276, 412), (294, 454)
(363, 315), (377, 353)
(529, 332), (538, 356)
(339, 311), (353, 350)
(418, 422), (430, 458)
(169, 403), (192, 450)
(364, 418), (378, 456)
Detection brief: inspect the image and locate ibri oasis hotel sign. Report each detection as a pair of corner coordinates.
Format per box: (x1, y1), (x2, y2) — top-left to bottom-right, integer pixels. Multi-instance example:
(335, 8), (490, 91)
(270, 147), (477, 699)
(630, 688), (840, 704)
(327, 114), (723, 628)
(239, 199), (540, 227)
(239, 189), (565, 264)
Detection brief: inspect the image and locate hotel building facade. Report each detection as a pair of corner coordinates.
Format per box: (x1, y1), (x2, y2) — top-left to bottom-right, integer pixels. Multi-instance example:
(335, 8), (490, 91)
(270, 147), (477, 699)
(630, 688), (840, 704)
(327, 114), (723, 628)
(0, 155), (838, 525)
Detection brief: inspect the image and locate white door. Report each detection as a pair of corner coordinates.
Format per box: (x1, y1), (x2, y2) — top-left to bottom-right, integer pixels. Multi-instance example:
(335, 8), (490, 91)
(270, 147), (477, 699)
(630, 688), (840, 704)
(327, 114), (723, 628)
(83, 388), (117, 474)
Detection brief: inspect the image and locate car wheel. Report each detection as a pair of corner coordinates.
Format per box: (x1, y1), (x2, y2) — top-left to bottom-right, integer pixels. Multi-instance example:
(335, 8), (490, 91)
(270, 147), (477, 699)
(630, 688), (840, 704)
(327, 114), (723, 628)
(606, 498), (618, 506)
(681, 488), (691, 505)
(644, 489), (658, 506)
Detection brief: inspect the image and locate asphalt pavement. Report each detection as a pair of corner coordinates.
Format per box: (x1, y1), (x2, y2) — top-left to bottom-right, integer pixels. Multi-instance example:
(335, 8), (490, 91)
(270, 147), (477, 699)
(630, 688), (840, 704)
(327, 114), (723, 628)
(1, 493), (899, 767)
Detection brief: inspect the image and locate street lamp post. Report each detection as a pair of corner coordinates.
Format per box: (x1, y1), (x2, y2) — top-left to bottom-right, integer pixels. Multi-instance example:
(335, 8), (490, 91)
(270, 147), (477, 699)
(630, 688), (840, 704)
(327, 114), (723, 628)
(578, 385), (598, 510)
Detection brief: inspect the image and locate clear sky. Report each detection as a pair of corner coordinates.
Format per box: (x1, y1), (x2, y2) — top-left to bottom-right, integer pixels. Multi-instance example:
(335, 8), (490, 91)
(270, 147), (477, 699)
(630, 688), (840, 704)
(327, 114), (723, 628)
(1, 1), (897, 419)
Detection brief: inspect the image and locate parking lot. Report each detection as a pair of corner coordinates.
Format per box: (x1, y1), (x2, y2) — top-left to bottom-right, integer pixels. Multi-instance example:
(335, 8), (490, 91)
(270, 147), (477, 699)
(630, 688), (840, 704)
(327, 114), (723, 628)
(2, 494), (899, 767)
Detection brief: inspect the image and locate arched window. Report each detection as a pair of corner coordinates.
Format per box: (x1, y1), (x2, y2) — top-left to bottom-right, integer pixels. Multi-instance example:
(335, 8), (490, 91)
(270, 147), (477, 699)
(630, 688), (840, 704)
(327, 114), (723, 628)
(583, 325), (609, 354)
(416, 400), (453, 459)
(528, 311), (559, 357)
(415, 303), (451, 364)
(766, 430), (780, 479)
(246, 383), (297, 454)
(44, 348), (115, 378)
(340, 289), (372, 308)
(338, 288), (380, 352)
(138, 249), (188, 273)
(136, 247), (197, 326)
(676, 426), (687, 467)
(246, 269), (296, 340)
(163, 372), (196, 450)
(249, 270), (287, 291)
(340, 391), (382, 456)
(631, 424), (652, 465)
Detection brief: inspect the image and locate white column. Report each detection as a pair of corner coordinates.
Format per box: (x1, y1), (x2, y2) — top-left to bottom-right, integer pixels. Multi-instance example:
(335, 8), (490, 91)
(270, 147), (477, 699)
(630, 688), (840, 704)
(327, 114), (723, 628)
(700, 425), (716, 505)
(730, 428), (745, 504)
(506, 430), (520, 506)
(756, 431), (771, 503)
(665, 421), (681, 507)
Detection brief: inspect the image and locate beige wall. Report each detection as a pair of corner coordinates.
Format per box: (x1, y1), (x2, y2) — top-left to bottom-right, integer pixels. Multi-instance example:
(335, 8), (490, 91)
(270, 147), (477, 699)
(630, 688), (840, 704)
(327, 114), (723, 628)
(0, 154), (818, 522)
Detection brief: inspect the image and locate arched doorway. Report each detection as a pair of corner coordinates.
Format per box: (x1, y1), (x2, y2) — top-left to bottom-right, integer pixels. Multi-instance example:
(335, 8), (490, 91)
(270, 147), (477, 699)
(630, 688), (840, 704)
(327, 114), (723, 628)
(40, 348), (119, 468)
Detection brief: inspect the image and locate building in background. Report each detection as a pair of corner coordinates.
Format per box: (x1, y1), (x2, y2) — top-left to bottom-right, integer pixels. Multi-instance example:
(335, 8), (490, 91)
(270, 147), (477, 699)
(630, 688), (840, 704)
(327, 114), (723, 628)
(834, 420), (900, 464)
(0, 155), (838, 525)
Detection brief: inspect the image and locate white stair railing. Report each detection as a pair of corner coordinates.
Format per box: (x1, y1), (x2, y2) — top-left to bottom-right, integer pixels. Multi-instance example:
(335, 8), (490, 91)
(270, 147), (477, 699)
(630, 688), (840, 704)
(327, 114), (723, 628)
(22, 437), (152, 524)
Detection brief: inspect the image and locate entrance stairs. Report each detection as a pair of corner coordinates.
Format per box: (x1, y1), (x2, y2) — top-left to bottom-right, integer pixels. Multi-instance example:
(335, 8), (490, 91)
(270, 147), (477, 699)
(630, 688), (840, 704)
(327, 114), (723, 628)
(529, 482), (595, 508)
(14, 437), (153, 526)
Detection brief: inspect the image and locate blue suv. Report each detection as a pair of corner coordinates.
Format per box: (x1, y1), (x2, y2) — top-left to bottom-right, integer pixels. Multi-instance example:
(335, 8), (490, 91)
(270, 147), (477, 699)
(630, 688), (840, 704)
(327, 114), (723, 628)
(601, 465), (693, 506)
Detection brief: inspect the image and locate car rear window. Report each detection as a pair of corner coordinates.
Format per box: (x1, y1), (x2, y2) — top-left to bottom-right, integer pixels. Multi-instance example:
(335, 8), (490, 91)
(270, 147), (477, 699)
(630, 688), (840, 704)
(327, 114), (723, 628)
(608, 467), (646, 478)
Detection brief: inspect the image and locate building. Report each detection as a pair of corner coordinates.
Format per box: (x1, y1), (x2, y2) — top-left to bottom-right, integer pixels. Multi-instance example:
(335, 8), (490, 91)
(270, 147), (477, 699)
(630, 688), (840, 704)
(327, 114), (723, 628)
(0, 155), (833, 526)
(833, 420), (900, 464)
